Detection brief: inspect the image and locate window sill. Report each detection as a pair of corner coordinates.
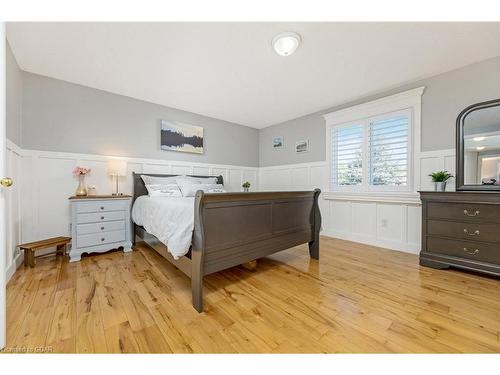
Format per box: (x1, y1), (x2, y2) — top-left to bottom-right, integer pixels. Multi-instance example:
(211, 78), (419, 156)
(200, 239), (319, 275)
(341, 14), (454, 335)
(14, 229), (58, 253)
(322, 191), (421, 205)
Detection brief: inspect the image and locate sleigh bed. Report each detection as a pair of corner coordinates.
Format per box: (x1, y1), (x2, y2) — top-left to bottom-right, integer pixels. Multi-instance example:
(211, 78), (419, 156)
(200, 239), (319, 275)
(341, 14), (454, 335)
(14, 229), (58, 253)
(132, 172), (321, 312)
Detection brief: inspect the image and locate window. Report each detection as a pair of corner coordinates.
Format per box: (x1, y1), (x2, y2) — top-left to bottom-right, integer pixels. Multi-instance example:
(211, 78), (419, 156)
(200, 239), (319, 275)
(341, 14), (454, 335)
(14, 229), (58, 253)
(332, 124), (363, 186)
(369, 114), (409, 187)
(329, 109), (412, 191)
(324, 87), (423, 196)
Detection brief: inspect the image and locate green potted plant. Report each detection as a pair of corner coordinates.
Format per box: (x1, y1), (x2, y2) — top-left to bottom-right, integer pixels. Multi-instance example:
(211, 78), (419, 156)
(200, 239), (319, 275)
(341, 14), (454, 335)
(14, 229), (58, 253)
(429, 171), (453, 192)
(242, 181), (251, 192)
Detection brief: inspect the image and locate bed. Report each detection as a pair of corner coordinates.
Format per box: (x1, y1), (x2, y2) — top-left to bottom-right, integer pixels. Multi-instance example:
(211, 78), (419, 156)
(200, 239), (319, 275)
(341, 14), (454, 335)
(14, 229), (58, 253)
(132, 172), (321, 312)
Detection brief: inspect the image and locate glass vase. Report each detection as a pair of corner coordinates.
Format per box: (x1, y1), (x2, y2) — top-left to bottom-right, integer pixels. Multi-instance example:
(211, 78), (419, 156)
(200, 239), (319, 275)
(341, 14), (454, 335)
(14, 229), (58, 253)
(75, 174), (87, 196)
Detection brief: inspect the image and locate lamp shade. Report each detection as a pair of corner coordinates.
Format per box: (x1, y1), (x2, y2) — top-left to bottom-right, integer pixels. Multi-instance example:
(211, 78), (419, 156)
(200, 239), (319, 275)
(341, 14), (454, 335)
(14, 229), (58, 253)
(107, 159), (127, 177)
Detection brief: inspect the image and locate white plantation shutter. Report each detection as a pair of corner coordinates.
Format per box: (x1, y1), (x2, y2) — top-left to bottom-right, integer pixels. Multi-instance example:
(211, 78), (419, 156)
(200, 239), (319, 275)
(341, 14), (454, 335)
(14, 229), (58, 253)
(330, 109), (412, 191)
(369, 115), (409, 186)
(331, 124), (364, 186)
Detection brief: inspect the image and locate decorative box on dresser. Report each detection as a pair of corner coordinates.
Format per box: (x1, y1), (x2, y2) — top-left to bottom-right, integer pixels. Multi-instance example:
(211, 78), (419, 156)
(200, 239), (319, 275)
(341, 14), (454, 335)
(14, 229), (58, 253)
(69, 195), (133, 262)
(420, 191), (500, 277)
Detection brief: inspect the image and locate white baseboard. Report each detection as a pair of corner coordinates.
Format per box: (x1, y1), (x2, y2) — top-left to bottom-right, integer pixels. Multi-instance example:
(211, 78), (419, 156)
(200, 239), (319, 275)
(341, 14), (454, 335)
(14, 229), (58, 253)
(6, 252), (23, 282)
(322, 230), (420, 255)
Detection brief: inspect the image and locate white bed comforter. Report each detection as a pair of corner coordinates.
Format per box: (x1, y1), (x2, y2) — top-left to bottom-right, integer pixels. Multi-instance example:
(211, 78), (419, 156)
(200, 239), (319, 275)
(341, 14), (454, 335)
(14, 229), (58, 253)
(131, 196), (195, 259)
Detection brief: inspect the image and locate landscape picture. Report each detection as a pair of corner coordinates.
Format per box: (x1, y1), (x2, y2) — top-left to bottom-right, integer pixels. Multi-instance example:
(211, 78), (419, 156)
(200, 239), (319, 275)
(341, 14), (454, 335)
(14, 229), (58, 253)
(160, 120), (204, 154)
(273, 136), (284, 149)
(295, 140), (309, 153)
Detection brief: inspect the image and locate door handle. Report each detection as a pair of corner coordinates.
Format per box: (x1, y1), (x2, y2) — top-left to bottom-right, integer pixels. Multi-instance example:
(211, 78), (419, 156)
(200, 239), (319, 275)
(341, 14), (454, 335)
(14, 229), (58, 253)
(1, 177), (13, 187)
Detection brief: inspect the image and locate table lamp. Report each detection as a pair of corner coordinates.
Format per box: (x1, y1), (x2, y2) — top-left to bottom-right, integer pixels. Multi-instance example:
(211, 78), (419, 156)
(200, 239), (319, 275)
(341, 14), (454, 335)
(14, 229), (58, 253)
(107, 159), (127, 195)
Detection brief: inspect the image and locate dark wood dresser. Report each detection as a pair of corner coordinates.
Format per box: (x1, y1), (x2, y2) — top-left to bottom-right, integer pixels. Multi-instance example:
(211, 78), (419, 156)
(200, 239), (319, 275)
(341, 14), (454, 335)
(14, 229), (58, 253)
(420, 191), (500, 277)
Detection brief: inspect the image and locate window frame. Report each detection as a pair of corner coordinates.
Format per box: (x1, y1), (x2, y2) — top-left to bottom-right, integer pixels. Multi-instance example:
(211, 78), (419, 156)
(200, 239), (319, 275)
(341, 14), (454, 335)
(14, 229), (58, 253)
(324, 87), (424, 194)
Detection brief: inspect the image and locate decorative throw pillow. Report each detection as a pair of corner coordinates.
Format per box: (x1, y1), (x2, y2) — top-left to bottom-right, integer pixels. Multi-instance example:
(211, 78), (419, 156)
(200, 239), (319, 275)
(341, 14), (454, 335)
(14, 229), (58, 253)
(141, 175), (179, 185)
(178, 183), (226, 197)
(145, 184), (182, 197)
(176, 175), (219, 185)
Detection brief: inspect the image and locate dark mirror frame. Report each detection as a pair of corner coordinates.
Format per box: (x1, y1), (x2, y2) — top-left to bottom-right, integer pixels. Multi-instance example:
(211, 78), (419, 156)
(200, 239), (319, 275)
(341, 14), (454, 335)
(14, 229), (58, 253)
(456, 98), (500, 191)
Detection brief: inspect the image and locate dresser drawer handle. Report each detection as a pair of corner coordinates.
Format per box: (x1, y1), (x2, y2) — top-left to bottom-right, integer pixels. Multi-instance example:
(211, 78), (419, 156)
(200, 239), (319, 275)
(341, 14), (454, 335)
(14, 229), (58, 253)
(100, 206), (104, 210)
(463, 247), (479, 255)
(100, 226), (105, 230)
(100, 216), (104, 220)
(101, 238), (105, 242)
(463, 229), (480, 236)
(463, 209), (480, 217)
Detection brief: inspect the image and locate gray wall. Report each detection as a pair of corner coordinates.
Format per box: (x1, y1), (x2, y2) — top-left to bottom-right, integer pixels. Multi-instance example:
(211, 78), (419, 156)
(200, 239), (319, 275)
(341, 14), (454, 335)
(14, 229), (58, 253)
(21, 73), (259, 167)
(259, 56), (500, 167)
(6, 41), (22, 146)
(13, 52), (500, 168)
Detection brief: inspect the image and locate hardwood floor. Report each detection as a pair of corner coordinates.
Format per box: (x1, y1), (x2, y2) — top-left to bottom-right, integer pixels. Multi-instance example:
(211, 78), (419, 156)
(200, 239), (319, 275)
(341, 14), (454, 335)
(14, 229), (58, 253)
(4, 237), (500, 353)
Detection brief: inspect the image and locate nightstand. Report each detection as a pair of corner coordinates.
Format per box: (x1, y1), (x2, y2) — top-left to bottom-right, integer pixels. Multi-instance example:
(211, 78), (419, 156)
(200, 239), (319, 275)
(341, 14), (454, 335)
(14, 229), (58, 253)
(68, 195), (132, 262)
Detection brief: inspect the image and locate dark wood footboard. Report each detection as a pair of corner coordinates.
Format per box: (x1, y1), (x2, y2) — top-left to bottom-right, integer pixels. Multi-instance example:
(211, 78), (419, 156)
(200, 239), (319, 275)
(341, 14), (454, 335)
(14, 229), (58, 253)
(191, 190), (321, 312)
(132, 173), (321, 312)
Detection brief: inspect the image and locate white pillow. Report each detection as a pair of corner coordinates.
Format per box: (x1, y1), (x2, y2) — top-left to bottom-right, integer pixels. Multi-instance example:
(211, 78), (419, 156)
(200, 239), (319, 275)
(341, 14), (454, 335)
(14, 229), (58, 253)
(176, 175), (219, 185)
(141, 175), (179, 185)
(145, 184), (182, 197)
(179, 183), (226, 197)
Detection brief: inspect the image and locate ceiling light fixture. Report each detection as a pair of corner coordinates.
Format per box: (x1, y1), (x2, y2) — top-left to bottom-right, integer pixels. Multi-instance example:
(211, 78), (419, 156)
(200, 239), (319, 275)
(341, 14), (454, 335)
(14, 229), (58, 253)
(476, 146), (485, 151)
(473, 137), (486, 142)
(272, 32), (301, 56)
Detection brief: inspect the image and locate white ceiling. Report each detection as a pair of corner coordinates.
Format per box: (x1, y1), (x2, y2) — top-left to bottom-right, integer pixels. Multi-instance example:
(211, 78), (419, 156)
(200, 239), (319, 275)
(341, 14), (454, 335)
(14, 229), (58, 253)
(7, 22), (500, 129)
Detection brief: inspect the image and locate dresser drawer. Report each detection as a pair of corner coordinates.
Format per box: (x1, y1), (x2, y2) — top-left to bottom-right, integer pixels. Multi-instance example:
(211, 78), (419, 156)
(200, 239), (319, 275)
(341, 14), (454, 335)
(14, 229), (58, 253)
(427, 202), (499, 222)
(76, 211), (125, 224)
(428, 219), (500, 244)
(427, 237), (500, 264)
(77, 220), (126, 235)
(76, 200), (128, 213)
(77, 230), (126, 248)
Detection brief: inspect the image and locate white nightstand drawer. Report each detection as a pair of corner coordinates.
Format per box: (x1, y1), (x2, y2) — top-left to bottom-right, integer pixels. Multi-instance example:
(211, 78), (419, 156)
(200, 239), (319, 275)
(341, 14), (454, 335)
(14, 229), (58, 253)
(77, 230), (126, 248)
(77, 220), (125, 235)
(76, 200), (128, 213)
(76, 211), (125, 224)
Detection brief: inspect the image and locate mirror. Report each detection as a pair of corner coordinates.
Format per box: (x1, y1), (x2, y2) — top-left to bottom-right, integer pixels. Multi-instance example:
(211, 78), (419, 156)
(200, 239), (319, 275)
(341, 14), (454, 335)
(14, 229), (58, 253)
(457, 99), (500, 190)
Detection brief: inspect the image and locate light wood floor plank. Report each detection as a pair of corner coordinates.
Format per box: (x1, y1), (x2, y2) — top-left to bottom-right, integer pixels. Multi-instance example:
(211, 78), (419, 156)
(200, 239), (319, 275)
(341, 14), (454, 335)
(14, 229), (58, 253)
(5, 237), (500, 353)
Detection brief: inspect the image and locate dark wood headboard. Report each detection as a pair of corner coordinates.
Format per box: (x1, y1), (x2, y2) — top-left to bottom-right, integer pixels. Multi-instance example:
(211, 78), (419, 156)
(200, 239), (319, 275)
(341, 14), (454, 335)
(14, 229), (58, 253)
(132, 172), (224, 202)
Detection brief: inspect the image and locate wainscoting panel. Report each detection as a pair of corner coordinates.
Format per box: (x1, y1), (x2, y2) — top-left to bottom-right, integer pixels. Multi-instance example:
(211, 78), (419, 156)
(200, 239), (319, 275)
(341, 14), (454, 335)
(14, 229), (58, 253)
(419, 149), (456, 191)
(351, 202), (376, 237)
(36, 156), (76, 240)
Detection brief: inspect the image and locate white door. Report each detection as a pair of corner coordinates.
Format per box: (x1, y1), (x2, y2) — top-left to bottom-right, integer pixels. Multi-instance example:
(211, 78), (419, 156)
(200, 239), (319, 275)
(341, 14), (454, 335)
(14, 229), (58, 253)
(0, 22), (8, 350)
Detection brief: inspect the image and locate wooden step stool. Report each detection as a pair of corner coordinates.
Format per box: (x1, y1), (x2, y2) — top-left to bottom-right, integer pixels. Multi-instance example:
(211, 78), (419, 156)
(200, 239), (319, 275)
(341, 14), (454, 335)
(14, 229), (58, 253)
(18, 236), (72, 268)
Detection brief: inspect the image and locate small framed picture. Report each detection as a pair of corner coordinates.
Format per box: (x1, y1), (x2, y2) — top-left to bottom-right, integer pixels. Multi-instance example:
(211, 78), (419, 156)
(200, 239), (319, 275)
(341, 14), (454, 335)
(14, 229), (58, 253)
(272, 136), (284, 150)
(295, 140), (309, 153)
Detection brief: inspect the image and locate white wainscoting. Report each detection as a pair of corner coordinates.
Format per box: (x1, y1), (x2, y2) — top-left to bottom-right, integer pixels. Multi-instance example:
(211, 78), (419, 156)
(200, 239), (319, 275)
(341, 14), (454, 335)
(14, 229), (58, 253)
(4, 140), (457, 279)
(4, 140), (258, 280)
(419, 149), (456, 191)
(259, 148), (456, 255)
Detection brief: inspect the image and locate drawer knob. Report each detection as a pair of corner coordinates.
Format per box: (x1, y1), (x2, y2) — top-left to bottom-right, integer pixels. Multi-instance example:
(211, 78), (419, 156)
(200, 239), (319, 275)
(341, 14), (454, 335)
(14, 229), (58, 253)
(101, 238), (105, 242)
(463, 229), (480, 236)
(101, 226), (105, 230)
(100, 206), (104, 210)
(463, 247), (479, 255)
(100, 216), (104, 220)
(463, 209), (480, 217)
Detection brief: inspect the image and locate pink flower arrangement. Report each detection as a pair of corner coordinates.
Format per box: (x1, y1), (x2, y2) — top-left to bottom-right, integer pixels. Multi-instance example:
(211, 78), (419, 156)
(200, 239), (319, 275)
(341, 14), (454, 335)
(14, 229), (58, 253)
(73, 166), (91, 176)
